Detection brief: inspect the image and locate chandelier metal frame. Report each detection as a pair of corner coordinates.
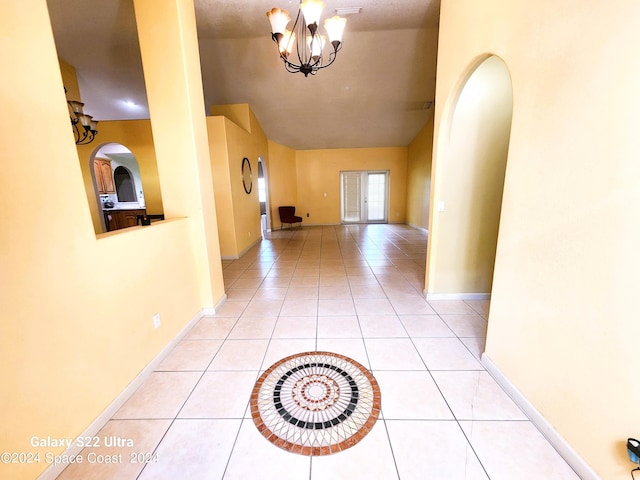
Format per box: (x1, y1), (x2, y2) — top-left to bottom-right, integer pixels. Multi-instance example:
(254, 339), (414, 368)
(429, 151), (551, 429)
(267, 1), (346, 77)
(65, 88), (99, 145)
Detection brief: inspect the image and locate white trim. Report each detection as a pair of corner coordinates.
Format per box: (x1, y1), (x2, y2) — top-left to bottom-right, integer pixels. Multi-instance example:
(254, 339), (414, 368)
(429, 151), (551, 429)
(37, 308), (210, 480)
(407, 223), (429, 234)
(210, 294), (227, 315)
(481, 354), (601, 480)
(425, 292), (491, 301)
(300, 222), (340, 227)
(221, 238), (262, 260)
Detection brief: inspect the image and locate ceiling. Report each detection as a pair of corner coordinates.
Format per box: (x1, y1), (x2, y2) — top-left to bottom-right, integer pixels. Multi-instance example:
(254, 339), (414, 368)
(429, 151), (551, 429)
(47, 0), (439, 150)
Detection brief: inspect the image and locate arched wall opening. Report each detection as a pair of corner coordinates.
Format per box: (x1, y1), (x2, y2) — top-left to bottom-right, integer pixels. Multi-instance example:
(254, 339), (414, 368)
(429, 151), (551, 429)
(425, 55), (513, 313)
(88, 142), (149, 233)
(257, 156), (271, 236)
(114, 165), (138, 202)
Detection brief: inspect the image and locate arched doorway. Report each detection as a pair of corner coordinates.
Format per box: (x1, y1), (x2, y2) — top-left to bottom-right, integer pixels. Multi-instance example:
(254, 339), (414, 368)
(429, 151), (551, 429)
(257, 156), (271, 236)
(426, 55), (513, 350)
(89, 143), (147, 233)
(114, 166), (138, 202)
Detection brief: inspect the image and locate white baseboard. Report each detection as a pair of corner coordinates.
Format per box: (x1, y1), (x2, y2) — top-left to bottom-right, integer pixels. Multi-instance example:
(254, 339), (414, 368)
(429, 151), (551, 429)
(481, 354), (601, 480)
(211, 294), (227, 314)
(221, 237), (262, 260)
(37, 308), (210, 480)
(425, 292), (491, 301)
(406, 223), (429, 234)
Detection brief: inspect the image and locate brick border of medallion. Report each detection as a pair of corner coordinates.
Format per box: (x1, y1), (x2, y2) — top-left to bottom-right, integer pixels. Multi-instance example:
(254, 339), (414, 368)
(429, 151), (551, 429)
(250, 351), (382, 456)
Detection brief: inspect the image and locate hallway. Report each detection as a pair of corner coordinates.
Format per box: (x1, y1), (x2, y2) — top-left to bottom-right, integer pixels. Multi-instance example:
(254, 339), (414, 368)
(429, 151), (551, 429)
(58, 224), (579, 479)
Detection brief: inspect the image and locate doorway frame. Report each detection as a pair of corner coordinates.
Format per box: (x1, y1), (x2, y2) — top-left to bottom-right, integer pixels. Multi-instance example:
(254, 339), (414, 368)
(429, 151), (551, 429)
(340, 170), (390, 224)
(257, 156), (271, 234)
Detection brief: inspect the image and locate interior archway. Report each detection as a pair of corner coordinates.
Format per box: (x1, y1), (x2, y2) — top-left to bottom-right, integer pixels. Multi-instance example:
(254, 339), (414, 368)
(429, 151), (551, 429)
(257, 156), (271, 235)
(114, 165), (137, 202)
(89, 143), (147, 233)
(426, 55), (513, 326)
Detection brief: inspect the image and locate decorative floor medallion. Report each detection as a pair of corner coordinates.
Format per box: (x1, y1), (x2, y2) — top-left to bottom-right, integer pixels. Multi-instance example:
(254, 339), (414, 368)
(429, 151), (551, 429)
(250, 351), (381, 456)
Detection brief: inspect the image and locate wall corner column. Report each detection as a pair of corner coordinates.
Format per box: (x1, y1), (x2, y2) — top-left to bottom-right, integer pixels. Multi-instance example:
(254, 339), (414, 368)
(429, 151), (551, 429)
(133, 0), (225, 307)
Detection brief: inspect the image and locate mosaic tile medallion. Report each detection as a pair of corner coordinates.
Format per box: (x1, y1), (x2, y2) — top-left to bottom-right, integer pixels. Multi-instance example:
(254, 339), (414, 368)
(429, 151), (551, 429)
(250, 351), (381, 456)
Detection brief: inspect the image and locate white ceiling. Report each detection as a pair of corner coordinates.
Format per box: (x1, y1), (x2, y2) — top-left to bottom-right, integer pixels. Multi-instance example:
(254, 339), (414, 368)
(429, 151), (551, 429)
(47, 0), (439, 150)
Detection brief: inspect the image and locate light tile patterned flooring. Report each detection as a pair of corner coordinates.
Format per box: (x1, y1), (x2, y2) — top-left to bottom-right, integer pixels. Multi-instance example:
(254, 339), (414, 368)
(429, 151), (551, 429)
(58, 224), (580, 480)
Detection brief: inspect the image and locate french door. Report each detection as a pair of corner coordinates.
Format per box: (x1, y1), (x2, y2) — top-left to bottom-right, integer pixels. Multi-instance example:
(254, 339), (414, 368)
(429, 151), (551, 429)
(340, 170), (389, 224)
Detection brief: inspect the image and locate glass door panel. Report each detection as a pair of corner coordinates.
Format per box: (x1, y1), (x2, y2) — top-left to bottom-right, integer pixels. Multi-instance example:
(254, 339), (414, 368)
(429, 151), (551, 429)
(340, 170), (388, 224)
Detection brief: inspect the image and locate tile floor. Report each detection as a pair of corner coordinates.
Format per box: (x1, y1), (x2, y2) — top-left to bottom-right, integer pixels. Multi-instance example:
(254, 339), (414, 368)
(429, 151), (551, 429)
(58, 224), (581, 480)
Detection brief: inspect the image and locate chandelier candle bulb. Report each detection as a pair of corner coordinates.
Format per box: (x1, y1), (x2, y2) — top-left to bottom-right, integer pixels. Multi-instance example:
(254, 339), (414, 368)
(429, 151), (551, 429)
(266, 7), (291, 36)
(280, 30), (296, 57)
(324, 15), (346, 44)
(300, 0), (324, 27)
(68, 100), (84, 114)
(307, 34), (326, 59)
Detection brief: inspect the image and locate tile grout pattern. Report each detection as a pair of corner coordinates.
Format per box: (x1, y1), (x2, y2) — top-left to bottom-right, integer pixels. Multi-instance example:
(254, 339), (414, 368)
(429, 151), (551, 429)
(58, 224), (580, 480)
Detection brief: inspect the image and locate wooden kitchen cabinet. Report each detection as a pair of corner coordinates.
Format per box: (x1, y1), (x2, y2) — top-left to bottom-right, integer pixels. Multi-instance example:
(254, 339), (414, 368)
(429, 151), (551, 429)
(121, 209), (145, 228)
(104, 209), (146, 232)
(94, 158), (115, 194)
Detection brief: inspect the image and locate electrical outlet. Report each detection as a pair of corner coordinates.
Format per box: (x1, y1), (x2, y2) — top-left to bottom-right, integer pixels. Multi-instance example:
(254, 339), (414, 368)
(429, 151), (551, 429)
(306, 213), (309, 217)
(152, 313), (161, 329)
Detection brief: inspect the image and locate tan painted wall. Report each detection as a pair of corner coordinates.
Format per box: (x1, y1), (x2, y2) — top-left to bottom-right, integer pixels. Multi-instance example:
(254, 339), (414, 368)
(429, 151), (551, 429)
(133, 0), (224, 306)
(207, 106), (266, 258)
(0, 2), (224, 479)
(207, 116), (236, 255)
(295, 148), (408, 226)
(266, 140), (298, 230)
(59, 58), (80, 101)
(406, 116), (434, 230)
(224, 111), (266, 256)
(210, 103), (251, 133)
(432, 0), (640, 477)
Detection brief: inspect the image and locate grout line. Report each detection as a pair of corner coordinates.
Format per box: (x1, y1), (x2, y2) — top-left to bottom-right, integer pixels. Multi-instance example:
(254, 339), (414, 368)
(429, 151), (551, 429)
(128, 225), (567, 480)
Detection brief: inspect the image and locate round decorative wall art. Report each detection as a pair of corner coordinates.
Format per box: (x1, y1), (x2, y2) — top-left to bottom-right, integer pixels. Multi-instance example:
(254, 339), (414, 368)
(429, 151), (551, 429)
(250, 351), (381, 456)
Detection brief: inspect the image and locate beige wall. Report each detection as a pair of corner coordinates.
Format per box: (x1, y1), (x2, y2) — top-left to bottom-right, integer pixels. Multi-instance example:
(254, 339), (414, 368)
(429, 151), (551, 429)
(133, 0), (224, 306)
(210, 103), (252, 132)
(224, 110), (267, 256)
(0, 2), (224, 479)
(406, 116), (434, 230)
(266, 140), (298, 230)
(60, 58), (80, 101)
(208, 116), (236, 255)
(207, 105), (267, 258)
(295, 147), (408, 226)
(431, 0), (640, 477)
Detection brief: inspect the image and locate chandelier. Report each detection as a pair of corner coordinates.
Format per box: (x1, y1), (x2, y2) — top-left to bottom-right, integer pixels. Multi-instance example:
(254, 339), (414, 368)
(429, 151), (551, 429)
(66, 88), (99, 145)
(266, 0), (347, 77)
